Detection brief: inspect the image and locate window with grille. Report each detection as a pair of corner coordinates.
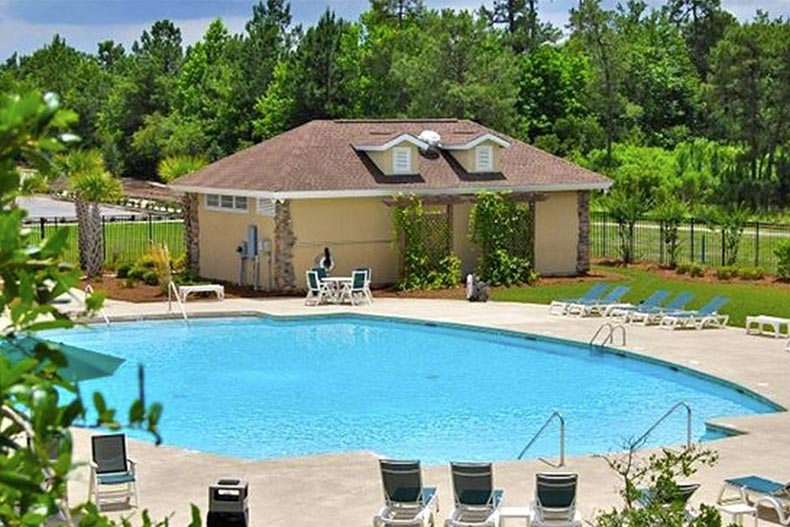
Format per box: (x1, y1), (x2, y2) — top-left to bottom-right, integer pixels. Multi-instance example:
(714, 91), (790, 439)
(205, 194), (248, 212)
(475, 145), (494, 171)
(392, 147), (412, 174)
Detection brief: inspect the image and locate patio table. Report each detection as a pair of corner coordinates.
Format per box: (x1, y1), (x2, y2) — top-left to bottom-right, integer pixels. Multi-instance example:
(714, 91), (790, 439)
(320, 277), (353, 303)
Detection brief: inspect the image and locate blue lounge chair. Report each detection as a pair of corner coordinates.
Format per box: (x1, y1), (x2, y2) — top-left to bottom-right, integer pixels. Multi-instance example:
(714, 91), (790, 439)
(445, 462), (503, 527)
(628, 292), (695, 325)
(719, 476), (790, 525)
(660, 296), (730, 330)
(548, 283), (609, 315)
(566, 285), (632, 317)
(529, 473), (582, 526)
(607, 290), (671, 319)
(374, 459), (438, 527)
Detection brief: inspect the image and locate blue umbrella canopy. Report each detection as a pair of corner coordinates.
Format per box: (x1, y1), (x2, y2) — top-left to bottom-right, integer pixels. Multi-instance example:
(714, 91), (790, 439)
(0, 335), (124, 382)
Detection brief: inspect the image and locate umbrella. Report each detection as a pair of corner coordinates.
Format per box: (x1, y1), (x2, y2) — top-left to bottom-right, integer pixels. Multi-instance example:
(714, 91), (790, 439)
(0, 335), (124, 381)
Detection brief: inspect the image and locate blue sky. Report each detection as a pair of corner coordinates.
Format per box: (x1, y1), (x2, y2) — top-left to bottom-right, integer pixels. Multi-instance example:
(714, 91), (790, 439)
(1, 0), (787, 59)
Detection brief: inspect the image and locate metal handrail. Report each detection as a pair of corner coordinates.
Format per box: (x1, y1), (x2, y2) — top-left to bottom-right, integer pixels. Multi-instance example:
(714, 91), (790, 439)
(166, 281), (188, 321)
(82, 284), (110, 325)
(632, 402), (692, 450)
(590, 322), (626, 347)
(518, 411), (566, 467)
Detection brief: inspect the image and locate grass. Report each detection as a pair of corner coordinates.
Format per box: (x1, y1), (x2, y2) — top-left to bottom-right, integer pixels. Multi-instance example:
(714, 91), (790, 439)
(491, 265), (790, 327)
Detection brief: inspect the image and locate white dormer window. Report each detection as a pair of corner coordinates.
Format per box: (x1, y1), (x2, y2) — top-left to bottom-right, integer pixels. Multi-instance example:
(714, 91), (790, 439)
(475, 145), (494, 172)
(392, 147), (412, 174)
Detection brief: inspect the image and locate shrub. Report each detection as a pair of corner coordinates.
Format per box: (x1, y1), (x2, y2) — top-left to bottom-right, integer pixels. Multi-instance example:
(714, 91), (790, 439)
(775, 240), (790, 280)
(172, 253), (187, 272)
(715, 266), (737, 280)
(674, 263), (691, 275)
(116, 262), (133, 278)
(737, 266), (765, 280)
(142, 270), (160, 286)
(484, 249), (533, 286)
(426, 255), (462, 289)
(128, 267), (146, 280)
(689, 263), (706, 277)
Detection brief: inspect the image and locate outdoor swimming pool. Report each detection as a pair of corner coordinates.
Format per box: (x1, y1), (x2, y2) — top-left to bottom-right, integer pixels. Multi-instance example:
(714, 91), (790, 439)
(44, 315), (779, 463)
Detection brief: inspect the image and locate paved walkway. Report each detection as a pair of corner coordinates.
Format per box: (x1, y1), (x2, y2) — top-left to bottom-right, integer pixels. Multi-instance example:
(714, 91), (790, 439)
(64, 295), (790, 526)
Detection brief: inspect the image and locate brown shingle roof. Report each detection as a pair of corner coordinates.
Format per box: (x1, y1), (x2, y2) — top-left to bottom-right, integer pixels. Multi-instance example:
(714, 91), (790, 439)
(170, 119), (611, 196)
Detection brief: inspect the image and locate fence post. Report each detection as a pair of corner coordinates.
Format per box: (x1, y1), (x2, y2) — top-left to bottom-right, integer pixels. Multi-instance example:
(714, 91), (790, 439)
(659, 221), (664, 265)
(721, 229), (726, 266)
(102, 216), (107, 260)
(148, 214), (153, 243)
(690, 218), (695, 263)
(39, 217), (46, 238)
(602, 212), (607, 257)
(755, 221), (760, 267)
(701, 234), (706, 263)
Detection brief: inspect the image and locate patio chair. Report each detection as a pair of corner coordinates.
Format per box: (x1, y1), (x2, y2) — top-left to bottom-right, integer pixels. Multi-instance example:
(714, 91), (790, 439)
(637, 482), (700, 521)
(339, 269), (373, 306)
(445, 462), (503, 527)
(89, 433), (139, 509)
(565, 285), (631, 317)
(529, 473), (582, 527)
(548, 283), (609, 315)
(606, 290), (671, 319)
(312, 267), (328, 280)
(628, 292), (695, 325)
(355, 267), (372, 288)
(305, 270), (330, 306)
(373, 459), (439, 527)
(718, 475), (790, 525)
(659, 296), (730, 330)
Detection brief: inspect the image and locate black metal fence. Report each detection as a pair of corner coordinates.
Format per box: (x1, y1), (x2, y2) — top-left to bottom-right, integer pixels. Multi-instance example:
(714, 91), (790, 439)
(23, 215), (185, 266)
(591, 211), (790, 270)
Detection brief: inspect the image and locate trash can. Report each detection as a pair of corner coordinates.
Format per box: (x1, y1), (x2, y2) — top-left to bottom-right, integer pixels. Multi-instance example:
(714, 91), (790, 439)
(207, 479), (249, 527)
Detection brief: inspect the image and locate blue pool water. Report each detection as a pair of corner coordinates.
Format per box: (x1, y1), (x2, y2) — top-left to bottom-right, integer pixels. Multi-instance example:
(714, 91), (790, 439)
(43, 315), (779, 463)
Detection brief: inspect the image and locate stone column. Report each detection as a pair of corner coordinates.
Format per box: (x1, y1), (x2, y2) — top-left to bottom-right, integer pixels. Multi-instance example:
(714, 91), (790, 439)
(182, 193), (200, 275)
(576, 191), (591, 274)
(274, 200), (296, 290)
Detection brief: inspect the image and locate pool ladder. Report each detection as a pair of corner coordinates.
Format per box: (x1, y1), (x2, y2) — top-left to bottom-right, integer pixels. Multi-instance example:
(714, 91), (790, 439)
(590, 322), (626, 347)
(166, 281), (188, 321)
(518, 411), (566, 467)
(632, 402), (692, 450)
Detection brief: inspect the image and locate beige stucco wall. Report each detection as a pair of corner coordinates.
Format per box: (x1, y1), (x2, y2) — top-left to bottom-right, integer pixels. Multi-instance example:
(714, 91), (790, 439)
(196, 190), (584, 289)
(197, 196), (276, 288)
(448, 140), (502, 173)
(533, 191), (579, 276)
(289, 198), (397, 289)
(366, 143), (419, 175)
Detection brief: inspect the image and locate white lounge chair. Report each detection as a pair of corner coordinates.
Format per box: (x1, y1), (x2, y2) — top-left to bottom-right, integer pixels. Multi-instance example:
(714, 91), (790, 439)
(374, 459), (438, 527)
(548, 283), (609, 315)
(565, 286), (631, 317)
(529, 473), (582, 527)
(628, 292), (694, 325)
(89, 434), (139, 510)
(719, 475), (790, 525)
(659, 296), (729, 330)
(446, 462), (503, 527)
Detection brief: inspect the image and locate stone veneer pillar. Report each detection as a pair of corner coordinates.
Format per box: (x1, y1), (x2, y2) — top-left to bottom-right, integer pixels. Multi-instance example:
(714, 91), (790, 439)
(576, 191), (591, 274)
(274, 200), (296, 290)
(183, 193), (200, 275)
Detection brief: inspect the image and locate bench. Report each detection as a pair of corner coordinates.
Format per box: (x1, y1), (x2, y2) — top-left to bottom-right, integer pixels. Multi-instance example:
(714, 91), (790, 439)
(745, 315), (790, 338)
(177, 284), (225, 302)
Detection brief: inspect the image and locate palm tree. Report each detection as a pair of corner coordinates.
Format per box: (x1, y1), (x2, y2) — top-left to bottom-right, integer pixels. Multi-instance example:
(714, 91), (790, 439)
(59, 150), (123, 277)
(158, 155), (207, 275)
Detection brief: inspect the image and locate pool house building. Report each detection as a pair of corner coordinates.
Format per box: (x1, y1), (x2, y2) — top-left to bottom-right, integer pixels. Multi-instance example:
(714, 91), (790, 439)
(169, 119), (612, 290)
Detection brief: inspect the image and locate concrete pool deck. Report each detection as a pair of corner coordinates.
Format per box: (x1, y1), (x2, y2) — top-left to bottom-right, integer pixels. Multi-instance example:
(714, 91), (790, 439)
(63, 296), (790, 525)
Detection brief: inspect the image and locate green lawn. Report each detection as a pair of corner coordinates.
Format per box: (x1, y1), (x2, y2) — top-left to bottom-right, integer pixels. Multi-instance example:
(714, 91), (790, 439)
(491, 265), (790, 327)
